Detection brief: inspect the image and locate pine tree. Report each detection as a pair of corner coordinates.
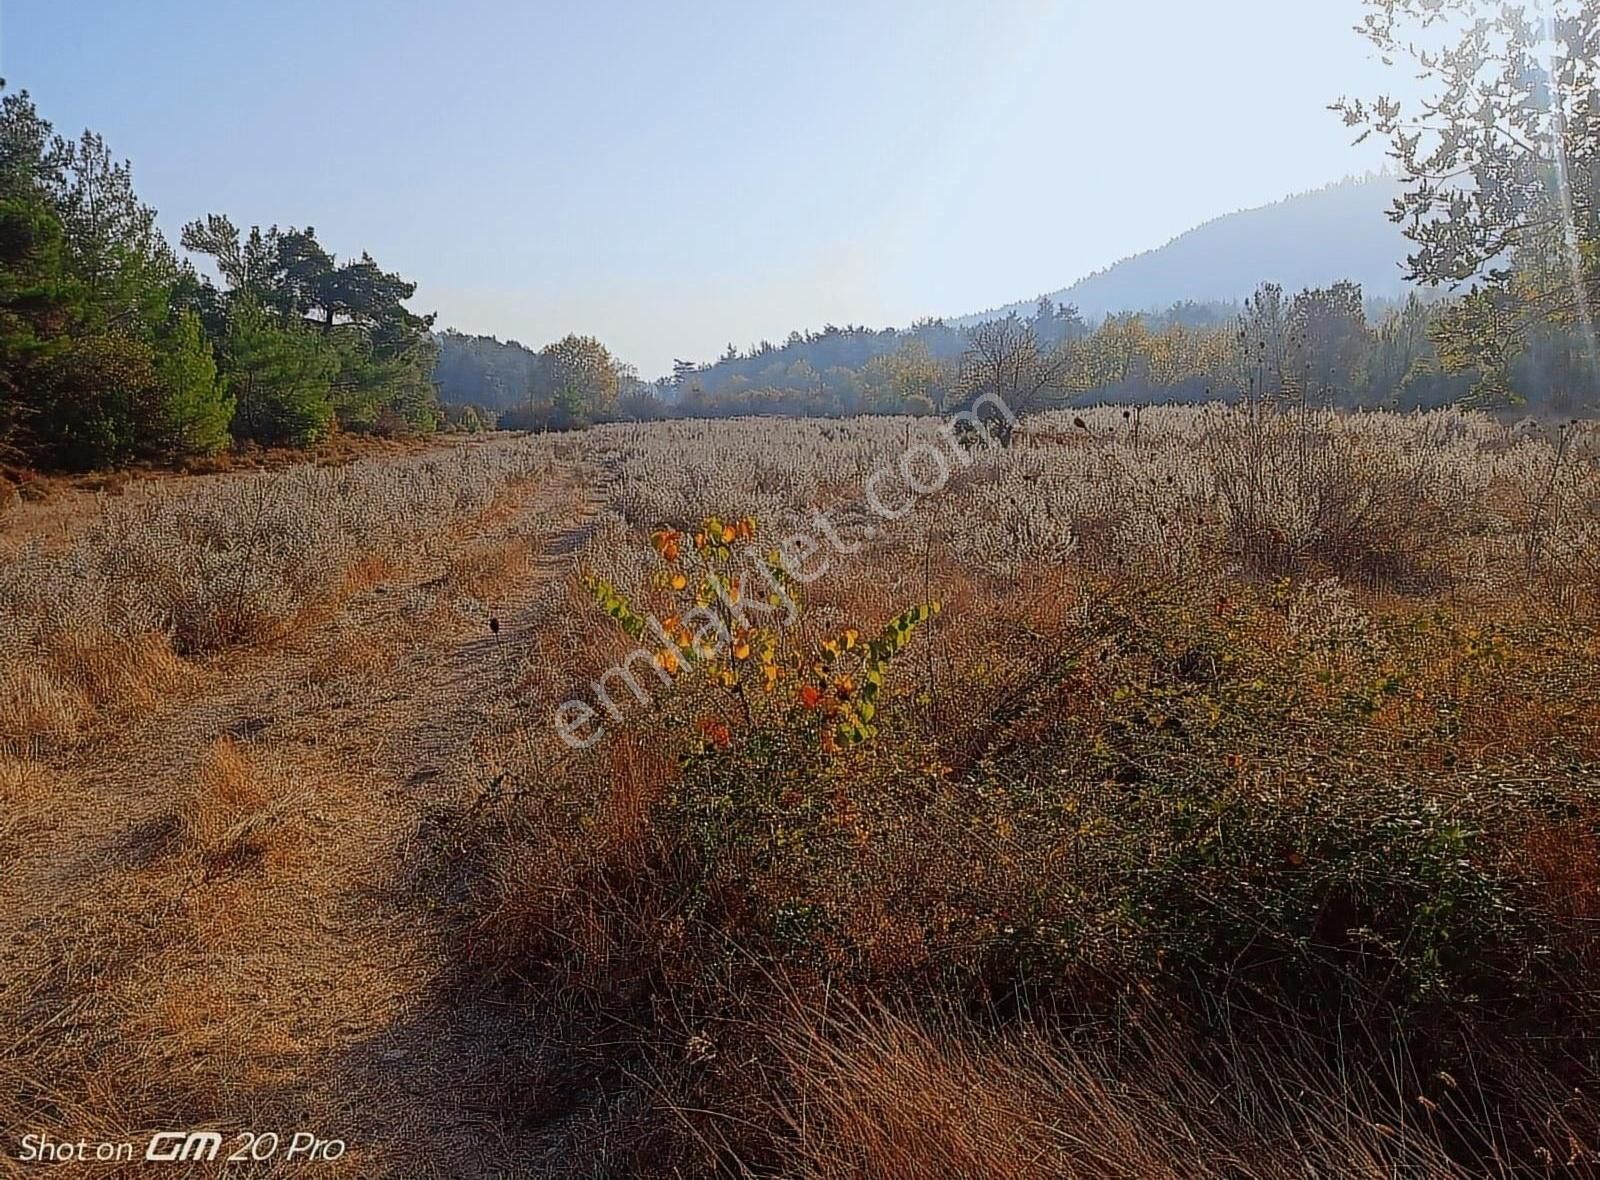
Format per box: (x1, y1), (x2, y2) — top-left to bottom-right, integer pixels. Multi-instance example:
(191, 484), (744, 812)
(221, 298), (336, 447)
(152, 310), (232, 457)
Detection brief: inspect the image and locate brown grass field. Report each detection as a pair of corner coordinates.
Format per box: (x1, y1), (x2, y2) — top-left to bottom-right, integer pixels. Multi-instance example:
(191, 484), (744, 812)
(5, 407), (1600, 1177)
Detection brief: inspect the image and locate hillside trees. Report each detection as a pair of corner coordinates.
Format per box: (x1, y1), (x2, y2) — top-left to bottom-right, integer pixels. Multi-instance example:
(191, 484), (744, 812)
(1368, 294), (1452, 406)
(432, 330), (539, 416)
(452, 287), (1475, 429)
(1073, 312), (1153, 392)
(180, 217), (438, 444)
(0, 88), (231, 467)
(502, 333), (623, 428)
(1236, 283), (1293, 404)
(1287, 282), (1371, 404)
(0, 87), (437, 468)
(432, 331), (667, 429)
(954, 314), (1074, 442)
(577, 286), (1488, 426)
(1029, 296), (1090, 349)
(861, 338), (948, 413)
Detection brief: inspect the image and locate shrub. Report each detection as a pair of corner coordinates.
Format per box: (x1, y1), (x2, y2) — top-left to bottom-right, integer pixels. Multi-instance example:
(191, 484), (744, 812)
(462, 410), (1600, 1174)
(587, 514), (938, 756)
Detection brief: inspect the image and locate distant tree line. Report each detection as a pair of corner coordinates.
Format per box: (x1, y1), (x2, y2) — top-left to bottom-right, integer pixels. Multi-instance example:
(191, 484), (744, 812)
(433, 329), (657, 430)
(0, 88), (439, 471)
(436, 269), (1598, 435)
(654, 289), (1485, 419)
(641, 262), (1600, 418)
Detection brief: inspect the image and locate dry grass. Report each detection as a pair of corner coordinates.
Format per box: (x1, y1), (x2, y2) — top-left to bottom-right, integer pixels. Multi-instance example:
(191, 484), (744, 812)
(0, 435), (557, 748)
(0, 632), (192, 750)
(781, 1005), (1203, 1180)
(0, 437), (584, 1177)
(308, 628), (403, 685)
(774, 1003), (1476, 1179)
(5, 408), (1600, 1176)
(0, 755), (49, 854)
(454, 407), (1600, 1176)
(178, 736), (303, 860)
(445, 533), (537, 601)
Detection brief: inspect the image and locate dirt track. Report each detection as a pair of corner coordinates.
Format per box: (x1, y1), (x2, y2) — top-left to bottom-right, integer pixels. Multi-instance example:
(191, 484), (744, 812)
(2, 460), (602, 1178)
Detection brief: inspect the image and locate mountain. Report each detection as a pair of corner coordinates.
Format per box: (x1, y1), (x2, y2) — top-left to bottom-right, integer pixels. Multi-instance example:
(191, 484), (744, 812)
(959, 174), (1414, 325)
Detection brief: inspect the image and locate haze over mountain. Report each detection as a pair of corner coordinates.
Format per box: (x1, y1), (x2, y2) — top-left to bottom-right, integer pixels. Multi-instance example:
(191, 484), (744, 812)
(959, 174), (1414, 325)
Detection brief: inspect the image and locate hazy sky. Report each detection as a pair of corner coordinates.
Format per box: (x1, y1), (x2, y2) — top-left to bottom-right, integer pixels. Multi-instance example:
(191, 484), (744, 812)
(3, 1), (1401, 376)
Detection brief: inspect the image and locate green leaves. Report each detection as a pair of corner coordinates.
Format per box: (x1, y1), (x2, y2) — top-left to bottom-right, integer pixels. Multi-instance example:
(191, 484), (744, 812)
(835, 601), (939, 748)
(153, 309), (232, 457)
(218, 295), (338, 447)
(587, 576), (645, 640)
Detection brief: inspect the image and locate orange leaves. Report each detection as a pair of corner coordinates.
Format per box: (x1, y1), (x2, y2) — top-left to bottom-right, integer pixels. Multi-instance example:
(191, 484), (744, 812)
(661, 614), (693, 648)
(594, 512), (937, 762)
(696, 714), (732, 748)
(657, 516), (759, 592)
(698, 514), (755, 552)
(637, 515), (787, 710)
(651, 528), (683, 563)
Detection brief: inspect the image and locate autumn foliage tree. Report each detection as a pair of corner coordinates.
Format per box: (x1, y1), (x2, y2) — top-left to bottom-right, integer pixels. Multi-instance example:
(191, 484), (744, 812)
(497, 333), (625, 429)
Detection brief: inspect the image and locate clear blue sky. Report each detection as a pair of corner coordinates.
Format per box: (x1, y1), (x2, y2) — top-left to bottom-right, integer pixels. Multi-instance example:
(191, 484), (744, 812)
(2, 1), (1399, 377)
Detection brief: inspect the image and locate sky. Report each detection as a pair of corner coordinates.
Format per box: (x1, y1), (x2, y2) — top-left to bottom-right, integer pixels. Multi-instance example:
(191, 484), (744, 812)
(2, 1), (1403, 377)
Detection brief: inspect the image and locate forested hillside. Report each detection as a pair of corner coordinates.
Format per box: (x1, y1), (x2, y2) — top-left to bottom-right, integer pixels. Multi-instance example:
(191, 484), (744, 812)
(960, 175), (1413, 324)
(430, 331), (539, 416)
(432, 329), (657, 430)
(536, 280), (1588, 421)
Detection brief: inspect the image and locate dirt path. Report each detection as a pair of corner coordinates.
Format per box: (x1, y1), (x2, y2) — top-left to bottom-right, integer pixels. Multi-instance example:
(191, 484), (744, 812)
(2, 461), (604, 1178)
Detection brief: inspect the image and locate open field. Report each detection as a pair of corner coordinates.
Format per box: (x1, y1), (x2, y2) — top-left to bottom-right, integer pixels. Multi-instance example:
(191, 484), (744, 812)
(4, 407), (1600, 1176)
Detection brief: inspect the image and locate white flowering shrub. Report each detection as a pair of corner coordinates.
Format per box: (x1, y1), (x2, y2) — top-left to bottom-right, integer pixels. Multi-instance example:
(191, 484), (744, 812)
(0, 437), (556, 740)
(579, 406), (1600, 597)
